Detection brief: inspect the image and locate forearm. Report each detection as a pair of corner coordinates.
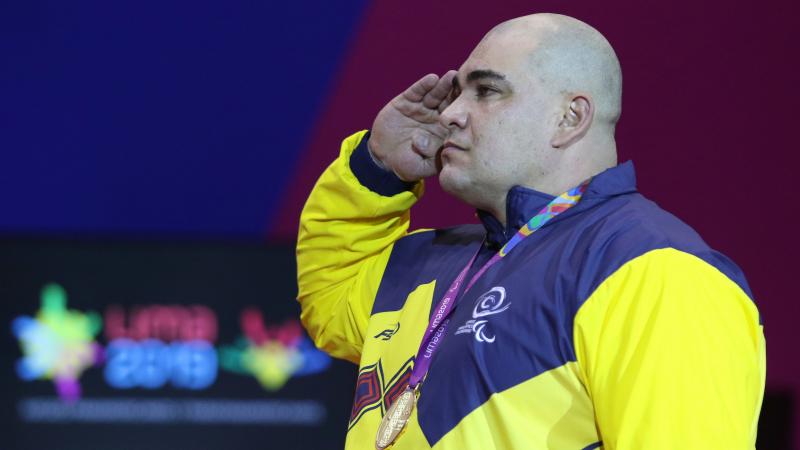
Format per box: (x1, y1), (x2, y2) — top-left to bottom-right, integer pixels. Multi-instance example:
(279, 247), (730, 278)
(296, 130), (423, 362)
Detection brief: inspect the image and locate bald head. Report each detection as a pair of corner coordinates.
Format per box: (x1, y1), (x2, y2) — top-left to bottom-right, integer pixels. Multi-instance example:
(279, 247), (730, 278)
(486, 14), (622, 127)
(484, 14), (622, 127)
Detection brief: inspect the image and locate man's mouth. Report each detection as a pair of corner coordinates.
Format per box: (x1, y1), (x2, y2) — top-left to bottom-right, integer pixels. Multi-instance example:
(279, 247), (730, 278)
(438, 141), (467, 171)
(442, 141), (467, 152)
(441, 141), (467, 158)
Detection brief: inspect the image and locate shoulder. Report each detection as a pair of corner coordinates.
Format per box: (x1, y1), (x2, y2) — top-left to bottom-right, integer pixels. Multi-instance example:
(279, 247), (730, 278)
(380, 223), (485, 290)
(391, 223), (485, 255)
(576, 193), (754, 303)
(371, 223), (485, 314)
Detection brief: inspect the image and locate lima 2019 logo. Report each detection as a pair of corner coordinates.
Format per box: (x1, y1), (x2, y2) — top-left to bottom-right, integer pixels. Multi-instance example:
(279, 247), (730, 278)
(12, 283), (330, 401)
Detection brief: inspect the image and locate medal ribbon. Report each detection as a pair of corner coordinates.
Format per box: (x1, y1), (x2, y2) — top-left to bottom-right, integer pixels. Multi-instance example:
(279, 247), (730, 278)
(407, 180), (590, 389)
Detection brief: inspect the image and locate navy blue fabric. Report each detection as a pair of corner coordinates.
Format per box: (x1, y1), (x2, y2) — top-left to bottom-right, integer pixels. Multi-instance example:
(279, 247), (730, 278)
(368, 161), (757, 445)
(477, 186), (554, 248)
(572, 192), (755, 303)
(349, 132), (416, 196)
(582, 441), (603, 450)
(371, 226), (485, 315)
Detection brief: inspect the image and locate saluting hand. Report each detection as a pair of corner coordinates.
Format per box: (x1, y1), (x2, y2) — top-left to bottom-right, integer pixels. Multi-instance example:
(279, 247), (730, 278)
(368, 71), (457, 182)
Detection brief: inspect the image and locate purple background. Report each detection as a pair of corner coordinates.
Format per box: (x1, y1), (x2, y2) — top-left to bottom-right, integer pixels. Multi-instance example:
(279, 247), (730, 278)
(2, 0), (798, 446)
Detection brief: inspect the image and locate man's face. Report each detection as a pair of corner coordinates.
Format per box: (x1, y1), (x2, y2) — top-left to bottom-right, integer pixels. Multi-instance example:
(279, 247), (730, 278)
(438, 30), (562, 212)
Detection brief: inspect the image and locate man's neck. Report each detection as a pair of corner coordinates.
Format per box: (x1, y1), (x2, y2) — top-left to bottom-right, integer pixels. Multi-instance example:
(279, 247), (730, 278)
(536, 149), (617, 196)
(482, 142), (618, 227)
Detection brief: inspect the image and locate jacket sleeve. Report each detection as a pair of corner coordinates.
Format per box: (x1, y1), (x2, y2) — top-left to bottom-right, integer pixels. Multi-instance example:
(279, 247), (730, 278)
(573, 247), (765, 449)
(296, 130), (423, 364)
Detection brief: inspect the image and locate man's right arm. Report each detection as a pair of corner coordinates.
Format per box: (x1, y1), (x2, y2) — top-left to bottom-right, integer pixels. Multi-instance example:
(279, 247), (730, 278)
(296, 130), (422, 364)
(296, 71), (456, 364)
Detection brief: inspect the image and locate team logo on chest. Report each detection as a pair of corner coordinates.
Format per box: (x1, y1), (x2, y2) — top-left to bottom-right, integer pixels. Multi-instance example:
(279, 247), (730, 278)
(455, 286), (510, 343)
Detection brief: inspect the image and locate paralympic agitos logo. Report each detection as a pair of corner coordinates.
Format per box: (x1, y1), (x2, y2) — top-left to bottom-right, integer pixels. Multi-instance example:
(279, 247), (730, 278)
(455, 286), (511, 343)
(12, 283), (330, 402)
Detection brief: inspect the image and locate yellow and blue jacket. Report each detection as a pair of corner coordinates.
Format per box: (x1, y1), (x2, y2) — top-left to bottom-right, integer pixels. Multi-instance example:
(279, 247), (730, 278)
(296, 131), (765, 449)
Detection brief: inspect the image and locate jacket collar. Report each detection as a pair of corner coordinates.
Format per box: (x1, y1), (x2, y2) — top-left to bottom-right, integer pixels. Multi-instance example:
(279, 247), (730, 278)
(478, 161), (638, 247)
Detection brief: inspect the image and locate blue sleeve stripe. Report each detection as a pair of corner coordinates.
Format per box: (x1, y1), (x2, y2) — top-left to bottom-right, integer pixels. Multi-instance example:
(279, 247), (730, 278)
(349, 131), (415, 196)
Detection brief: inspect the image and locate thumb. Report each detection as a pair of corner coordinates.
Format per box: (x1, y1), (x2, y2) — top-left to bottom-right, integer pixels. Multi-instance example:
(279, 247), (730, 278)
(411, 131), (442, 159)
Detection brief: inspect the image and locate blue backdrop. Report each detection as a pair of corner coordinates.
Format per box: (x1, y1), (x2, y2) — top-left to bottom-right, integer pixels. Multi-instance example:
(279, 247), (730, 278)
(1, 1), (366, 238)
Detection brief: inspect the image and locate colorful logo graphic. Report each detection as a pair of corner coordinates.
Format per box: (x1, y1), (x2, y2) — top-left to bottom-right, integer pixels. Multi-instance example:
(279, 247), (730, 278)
(13, 285), (331, 400)
(103, 304), (219, 390)
(12, 284), (103, 402)
(219, 308), (330, 391)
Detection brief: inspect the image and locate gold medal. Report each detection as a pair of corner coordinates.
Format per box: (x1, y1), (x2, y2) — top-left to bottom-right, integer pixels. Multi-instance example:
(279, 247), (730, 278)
(375, 387), (417, 449)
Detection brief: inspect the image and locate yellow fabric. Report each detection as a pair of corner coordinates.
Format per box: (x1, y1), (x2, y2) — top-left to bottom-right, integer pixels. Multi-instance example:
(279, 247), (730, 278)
(345, 281), (437, 449)
(433, 362), (600, 450)
(574, 248), (765, 449)
(346, 290), (601, 450)
(296, 130), (423, 363)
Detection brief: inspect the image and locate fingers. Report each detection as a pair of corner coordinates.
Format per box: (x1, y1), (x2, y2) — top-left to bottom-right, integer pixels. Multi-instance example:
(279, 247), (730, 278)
(402, 73), (439, 102)
(403, 70), (457, 108)
(410, 127), (445, 159)
(422, 70), (457, 109)
(392, 138), (440, 181)
(437, 70), (458, 112)
(437, 96), (452, 113)
(417, 154), (440, 178)
(411, 132), (433, 158)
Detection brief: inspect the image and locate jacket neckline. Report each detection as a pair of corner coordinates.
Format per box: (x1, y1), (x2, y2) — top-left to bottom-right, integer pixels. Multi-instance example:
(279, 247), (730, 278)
(478, 161), (638, 247)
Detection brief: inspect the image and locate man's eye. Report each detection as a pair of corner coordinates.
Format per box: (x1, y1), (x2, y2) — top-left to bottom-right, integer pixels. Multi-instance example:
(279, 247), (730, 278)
(475, 85), (498, 98)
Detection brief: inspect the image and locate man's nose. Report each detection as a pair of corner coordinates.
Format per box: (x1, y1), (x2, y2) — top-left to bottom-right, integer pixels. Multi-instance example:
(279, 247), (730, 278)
(439, 100), (468, 130)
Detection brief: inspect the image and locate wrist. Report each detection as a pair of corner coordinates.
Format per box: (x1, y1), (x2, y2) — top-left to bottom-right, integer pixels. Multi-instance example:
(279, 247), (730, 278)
(351, 132), (415, 196)
(366, 136), (389, 171)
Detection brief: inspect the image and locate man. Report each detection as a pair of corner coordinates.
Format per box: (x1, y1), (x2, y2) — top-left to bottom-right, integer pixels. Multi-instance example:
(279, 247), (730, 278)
(296, 13), (764, 450)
